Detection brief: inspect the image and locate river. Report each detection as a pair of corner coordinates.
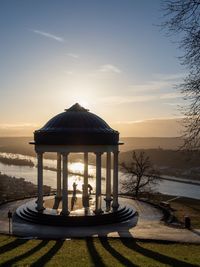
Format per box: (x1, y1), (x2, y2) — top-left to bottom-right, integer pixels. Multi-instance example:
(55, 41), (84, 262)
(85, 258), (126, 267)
(0, 153), (199, 200)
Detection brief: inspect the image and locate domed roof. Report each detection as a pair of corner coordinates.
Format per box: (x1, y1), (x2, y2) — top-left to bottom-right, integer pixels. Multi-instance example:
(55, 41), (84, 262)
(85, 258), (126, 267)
(34, 103), (119, 145)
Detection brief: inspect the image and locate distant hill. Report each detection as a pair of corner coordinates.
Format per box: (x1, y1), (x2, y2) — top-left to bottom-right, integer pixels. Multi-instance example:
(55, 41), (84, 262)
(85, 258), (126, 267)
(120, 137), (183, 151)
(0, 137), (199, 180)
(120, 149), (200, 180)
(0, 137), (35, 156)
(0, 136), (183, 155)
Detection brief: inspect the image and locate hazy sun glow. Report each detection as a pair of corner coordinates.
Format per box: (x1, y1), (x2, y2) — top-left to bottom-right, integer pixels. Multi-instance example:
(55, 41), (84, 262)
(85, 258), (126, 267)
(0, 1), (185, 137)
(69, 162), (84, 174)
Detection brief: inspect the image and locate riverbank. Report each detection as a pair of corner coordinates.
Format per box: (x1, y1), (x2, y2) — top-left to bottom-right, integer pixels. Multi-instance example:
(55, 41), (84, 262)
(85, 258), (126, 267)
(0, 152), (199, 187)
(0, 173), (51, 204)
(157, 175), (200, 186)
(0, 155), (34, 167)
(0, 137), (199, 180)
(0, 153), (199, 199)
(141, 192), (200, 228)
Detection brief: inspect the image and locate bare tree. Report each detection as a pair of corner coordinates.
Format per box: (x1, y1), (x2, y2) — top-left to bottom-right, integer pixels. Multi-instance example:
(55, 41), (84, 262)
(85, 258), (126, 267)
(162, 0), (200, 150)
(120, 151), (159, 198)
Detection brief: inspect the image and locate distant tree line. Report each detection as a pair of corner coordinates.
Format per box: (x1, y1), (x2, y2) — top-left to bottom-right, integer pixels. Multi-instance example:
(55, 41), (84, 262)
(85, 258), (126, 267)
(0, 173), (51, 203)
(0, 156), (34, 167)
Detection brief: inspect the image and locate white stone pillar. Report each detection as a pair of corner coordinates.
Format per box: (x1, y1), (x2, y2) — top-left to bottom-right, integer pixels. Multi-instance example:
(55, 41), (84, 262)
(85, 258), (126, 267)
(61, 153), (69, 215)
(56, 153), (62, 198)
(95, 152), (103, 214)
(37, 152), (44, 211)
(112, 151), (119, 210)
(105, 152), (112, 211)
(83, 152), (89, 208)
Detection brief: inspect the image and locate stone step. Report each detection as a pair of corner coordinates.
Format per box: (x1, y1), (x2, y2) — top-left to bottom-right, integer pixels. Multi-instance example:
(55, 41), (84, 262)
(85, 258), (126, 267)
(16, 203), (136, 226)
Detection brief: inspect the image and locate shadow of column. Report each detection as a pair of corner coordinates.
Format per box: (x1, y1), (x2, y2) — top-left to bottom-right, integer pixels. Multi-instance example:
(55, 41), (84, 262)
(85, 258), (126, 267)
(53, 198), (61, 209)
(99, 237), (138, 267)
(86, 237), (106, 267)
(120, 237), (198, 267)
(0, 240), (49, 267)
(0, 239), (28, 255)
(31, 240), (64, 267)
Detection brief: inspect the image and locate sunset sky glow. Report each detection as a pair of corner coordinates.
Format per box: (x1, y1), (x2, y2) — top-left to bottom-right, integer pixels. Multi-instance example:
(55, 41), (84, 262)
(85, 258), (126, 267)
(0, 0), (186, 137)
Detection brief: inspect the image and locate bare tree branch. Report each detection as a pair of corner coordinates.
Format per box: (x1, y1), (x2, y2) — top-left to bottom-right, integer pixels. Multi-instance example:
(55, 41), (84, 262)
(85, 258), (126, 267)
(120, 151), (159, 198)
(162, 0), (200, 150)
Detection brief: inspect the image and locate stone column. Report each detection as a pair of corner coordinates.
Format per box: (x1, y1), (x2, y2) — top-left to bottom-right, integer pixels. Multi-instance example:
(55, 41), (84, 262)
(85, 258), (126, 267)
(105, 152), (112, 211)
(61, 153), (69, 215)
(95, 152), (103, 214)
(37, 152), (44, 211)
(83, 152), (89, 208)
(112, 151), (119, 210)
(56, 153), (62, 198)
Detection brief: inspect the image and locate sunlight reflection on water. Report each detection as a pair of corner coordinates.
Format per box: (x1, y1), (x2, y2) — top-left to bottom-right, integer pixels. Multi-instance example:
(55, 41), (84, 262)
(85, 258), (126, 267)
(0, 152), (199, 199)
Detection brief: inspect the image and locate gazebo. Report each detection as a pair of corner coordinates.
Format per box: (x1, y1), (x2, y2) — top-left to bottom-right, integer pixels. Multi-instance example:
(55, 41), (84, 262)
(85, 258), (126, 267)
(34, 103), (119, 214)
(16, 103), (135, 226)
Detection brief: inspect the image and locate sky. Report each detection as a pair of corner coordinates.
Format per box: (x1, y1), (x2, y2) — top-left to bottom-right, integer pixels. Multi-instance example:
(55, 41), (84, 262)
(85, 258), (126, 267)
(0, 0), (186, 137)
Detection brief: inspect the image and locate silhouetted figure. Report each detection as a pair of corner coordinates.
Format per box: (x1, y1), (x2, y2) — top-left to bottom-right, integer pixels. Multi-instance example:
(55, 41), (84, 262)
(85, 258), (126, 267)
(71, 196), (77, 210)
(73, 182), (77, 197)
(88, 184), (93, 195)
(71, 182), (78, 210)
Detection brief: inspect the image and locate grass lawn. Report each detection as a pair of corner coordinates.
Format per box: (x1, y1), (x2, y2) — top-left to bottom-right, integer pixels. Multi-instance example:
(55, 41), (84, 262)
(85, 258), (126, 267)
(170, 198), (200, 228)
(0, 235), (199, 267)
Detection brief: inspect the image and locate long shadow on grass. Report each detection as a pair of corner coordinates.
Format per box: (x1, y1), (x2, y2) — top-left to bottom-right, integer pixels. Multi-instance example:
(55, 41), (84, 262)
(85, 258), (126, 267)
(86, 237), (106, 267)
(0, 240), (48, 267)
(0, 238), (28, 255)
(120, 237), (198, 267)
(31, 240), (64, 267)
(99, 237), (138, 267)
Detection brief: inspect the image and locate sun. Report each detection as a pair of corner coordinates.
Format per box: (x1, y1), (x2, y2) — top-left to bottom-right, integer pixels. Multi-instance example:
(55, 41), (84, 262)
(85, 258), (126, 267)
(70, 162), (84, 174)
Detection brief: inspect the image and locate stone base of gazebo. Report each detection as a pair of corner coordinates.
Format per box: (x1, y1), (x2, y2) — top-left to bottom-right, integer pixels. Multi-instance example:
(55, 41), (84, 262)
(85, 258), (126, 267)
(15, 196), (136, 227)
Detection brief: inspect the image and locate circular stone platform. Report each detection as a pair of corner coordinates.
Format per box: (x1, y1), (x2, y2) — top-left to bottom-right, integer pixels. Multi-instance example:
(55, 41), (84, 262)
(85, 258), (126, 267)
(15, 195), (136, 227)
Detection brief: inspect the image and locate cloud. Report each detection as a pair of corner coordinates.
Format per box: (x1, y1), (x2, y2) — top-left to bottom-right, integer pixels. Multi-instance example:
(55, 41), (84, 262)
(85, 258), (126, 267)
(128, 81), (168, 93)
(129, 73), (185, 94)
(164, 102), (182, 106)
(101, 95), (156, 104)
(67, 53), (79, 59)
(100, 91), (183, 105)
(160, 92), (182, 99)
(31, 29), (64, 42)
(152, 73), (186, 81)
(111, 117), (184, 138)
(0, 123), (39, 137)
(0, 123), (38, 129)
(114, 116), (184, 124)
(101, 73), (184, 105)
(99, 64), (121, 74)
